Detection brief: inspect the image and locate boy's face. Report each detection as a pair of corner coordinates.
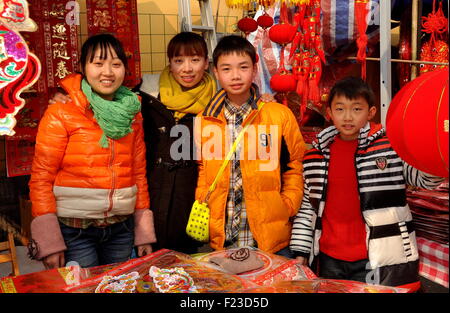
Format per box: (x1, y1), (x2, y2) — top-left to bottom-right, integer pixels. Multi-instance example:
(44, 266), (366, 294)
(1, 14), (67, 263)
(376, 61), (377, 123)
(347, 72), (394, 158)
(327, 94), (376, 141)
(213, 52), (257, 106)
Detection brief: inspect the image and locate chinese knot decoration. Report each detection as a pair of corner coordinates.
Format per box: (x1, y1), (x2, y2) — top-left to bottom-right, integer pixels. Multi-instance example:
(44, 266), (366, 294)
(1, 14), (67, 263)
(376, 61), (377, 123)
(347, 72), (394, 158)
(288, 0), (325, 121)
(0, 0), (41, 136)
(419, 0), (448, 74)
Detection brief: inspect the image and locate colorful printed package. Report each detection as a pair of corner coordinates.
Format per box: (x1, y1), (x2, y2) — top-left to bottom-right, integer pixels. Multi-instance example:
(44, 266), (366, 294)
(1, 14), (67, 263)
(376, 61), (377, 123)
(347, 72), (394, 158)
(64, 249), (257, 293)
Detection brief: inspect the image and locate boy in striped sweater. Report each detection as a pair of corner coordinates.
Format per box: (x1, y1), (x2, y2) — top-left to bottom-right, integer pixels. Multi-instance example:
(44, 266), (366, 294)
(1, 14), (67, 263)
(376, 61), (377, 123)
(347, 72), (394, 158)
(289, 77), (444, 291)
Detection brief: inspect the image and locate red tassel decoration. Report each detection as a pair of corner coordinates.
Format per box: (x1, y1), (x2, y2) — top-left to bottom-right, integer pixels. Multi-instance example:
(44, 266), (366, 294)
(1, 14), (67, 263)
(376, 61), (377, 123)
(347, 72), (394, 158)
(355, 0), (369, 81)
(308, 55), (321, 103)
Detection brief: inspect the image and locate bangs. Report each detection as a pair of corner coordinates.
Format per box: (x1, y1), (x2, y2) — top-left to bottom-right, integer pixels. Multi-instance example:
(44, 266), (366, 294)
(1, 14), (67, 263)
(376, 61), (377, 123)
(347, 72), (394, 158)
(170, 41), (206, 58)
(167, 32), (208, 59)
(80, 33), (128, 72)
(88, 42), (115, 62)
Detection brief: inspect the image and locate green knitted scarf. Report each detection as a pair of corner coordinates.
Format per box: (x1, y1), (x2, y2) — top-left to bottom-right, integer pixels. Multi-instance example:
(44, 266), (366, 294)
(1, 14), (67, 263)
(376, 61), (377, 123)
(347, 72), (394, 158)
(81, 79), (141, 148)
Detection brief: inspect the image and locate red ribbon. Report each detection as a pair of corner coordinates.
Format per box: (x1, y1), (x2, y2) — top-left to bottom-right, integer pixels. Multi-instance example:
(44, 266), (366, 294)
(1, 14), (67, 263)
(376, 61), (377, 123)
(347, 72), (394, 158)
(355, 0), (369, 81)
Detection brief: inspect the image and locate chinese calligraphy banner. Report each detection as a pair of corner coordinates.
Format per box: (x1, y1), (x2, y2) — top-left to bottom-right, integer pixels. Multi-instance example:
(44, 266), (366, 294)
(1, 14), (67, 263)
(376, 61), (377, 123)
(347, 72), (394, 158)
(86, 0), (141, 87)
(38, 0), (79, 88)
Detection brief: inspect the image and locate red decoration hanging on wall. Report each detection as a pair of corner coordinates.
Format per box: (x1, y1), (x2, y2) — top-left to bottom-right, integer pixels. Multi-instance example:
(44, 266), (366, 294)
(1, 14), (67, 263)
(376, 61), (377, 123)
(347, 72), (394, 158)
(286, 0), (324, 124)
(256, 12), (273, 29)
(238, 17), (258, 36)
(86, 0), (141, 88)
(6, 0), (79, 141)
(268, 2), (297, 106)
(386, 68), (449, 178)
(355, 0), (369, 81)
(0, 0), (41, 137)
(419, 0), (449, 74)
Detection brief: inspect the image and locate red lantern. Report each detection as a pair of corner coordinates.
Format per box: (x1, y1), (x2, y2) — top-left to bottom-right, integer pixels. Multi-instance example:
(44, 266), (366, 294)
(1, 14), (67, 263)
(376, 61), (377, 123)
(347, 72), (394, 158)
(257, 13), (274, 29)
(270, 71), (297, 106)
(237, 17), (258, 36)
(270, 72), (297, 93)
(268, 23), (297, 45)
(386, 68), (449, 178)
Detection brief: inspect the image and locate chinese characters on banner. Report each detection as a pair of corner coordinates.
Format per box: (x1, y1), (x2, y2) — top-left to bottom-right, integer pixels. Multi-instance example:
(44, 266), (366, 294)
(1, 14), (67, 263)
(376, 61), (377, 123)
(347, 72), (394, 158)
(86, 0), (141, 87)
(4, 0), (79, 177)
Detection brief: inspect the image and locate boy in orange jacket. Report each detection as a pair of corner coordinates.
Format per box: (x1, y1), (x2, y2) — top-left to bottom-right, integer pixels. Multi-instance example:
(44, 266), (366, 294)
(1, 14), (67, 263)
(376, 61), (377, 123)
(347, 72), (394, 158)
(194, 35), (306, 256)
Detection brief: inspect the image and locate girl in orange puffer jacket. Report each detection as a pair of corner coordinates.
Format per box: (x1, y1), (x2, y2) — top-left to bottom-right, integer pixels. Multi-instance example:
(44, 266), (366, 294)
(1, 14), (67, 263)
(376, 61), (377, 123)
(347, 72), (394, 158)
(29, 34), (155, 269)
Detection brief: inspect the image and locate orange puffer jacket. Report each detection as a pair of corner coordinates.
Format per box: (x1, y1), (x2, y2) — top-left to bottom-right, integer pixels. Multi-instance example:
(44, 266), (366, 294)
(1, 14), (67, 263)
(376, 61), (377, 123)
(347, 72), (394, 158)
(195, 87), (306, 253)
(29, 73), (149, 219)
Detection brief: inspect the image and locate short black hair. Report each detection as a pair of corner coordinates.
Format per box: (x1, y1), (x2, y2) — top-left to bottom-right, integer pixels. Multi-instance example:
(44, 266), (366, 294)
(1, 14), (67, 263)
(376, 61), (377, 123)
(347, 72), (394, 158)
(212, 35), (257, 67)
(167, 32), (208, 60)
(328, 77), (376, 107)
(79, 33), (128, 73)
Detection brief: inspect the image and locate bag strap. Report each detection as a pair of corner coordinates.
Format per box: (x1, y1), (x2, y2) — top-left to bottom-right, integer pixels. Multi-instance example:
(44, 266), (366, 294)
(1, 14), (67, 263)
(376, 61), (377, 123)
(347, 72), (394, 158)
(204, 101), (265, 203)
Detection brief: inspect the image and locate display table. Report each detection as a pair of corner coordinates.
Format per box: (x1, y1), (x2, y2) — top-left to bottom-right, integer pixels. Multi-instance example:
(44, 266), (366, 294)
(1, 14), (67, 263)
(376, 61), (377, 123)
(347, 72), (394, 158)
(0, 248), (409, 293)
(417, 237), (449, 288)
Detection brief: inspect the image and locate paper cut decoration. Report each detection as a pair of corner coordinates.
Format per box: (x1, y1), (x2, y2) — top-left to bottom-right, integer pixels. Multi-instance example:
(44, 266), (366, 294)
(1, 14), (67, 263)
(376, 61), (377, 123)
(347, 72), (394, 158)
(149, 266), (198, 293)
(0, 0), (41, 136)
(94, 271), (139, 293)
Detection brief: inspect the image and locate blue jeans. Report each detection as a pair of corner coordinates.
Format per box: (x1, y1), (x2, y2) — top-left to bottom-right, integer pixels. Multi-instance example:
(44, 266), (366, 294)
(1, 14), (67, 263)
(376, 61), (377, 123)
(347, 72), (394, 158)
(60, 217), (134, 268)
(274, 246), (295, 259)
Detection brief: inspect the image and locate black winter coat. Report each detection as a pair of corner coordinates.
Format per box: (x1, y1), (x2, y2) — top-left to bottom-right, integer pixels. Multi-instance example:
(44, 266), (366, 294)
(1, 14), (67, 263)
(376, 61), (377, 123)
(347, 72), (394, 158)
(136, 88), (202, 254)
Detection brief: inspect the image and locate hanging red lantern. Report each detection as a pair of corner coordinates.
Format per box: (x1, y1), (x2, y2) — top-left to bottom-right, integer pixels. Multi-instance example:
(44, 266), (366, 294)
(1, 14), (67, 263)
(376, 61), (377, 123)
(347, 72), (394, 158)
(386, 68), (449, 178)
(270, 71), (297, 93)
(268, 23), (297, 46)
(257, 13), (274, 30)
(269, 23), (297, 72)
(237, 17), (258, 36)
(270, 71), (297, 106)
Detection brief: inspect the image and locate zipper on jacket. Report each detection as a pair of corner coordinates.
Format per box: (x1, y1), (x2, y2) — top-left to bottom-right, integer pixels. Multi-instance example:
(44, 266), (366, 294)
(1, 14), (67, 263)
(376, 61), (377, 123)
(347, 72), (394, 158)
(106, 138), (116, 216)
(354, 146), (370, 252)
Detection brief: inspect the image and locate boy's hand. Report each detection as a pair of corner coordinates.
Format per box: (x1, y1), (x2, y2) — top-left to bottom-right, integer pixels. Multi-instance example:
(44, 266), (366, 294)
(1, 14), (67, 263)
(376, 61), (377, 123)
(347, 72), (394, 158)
(260, 93), (275, 103)
(49, 92), (70, 104)
(43, 251), (65, 269)
(296, 256), (308, 266)
(137, 244), (153, 257)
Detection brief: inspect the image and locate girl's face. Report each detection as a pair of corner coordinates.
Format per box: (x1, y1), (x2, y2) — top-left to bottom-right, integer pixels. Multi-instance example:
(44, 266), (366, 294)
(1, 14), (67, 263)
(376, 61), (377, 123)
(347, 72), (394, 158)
(84, 46), (125, 101)
(169, 49), (208, 89)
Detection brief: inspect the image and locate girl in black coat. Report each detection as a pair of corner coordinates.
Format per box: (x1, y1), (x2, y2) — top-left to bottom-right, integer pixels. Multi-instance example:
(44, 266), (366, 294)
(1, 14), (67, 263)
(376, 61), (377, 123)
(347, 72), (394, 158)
(135, 32), (216, 254)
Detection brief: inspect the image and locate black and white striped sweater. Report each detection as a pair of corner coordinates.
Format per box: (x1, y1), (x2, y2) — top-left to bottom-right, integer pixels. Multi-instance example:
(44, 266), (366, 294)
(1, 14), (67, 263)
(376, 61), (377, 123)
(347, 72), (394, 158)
(289, 122), (443, 287)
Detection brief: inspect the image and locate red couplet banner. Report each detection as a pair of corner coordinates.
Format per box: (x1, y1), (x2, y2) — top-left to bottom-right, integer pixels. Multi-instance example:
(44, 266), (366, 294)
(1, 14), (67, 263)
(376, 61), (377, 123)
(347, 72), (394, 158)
(86, 0), (141, 88)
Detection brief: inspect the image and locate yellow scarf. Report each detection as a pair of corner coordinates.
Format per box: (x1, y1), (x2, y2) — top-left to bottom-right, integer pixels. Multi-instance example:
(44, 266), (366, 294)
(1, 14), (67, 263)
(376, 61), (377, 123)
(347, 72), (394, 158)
(159, 66), (217, 121)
